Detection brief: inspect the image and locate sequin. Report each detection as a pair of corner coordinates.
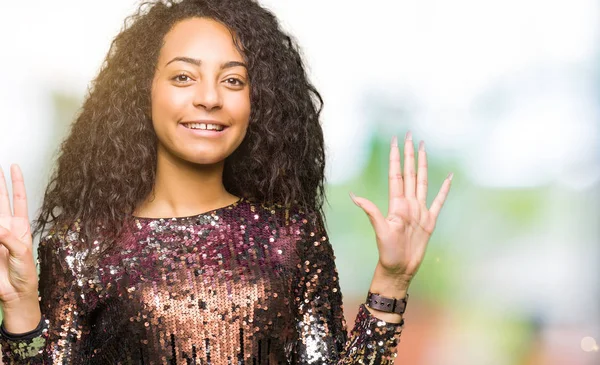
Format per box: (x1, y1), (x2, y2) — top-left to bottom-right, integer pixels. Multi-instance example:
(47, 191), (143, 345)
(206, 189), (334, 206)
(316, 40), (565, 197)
(0, 197), (404, 364)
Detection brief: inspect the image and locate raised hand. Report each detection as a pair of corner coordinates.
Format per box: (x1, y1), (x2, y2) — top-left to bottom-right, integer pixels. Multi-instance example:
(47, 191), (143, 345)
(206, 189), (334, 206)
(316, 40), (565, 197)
(0, 164), (39, 309)
(350, 131), (452, 288)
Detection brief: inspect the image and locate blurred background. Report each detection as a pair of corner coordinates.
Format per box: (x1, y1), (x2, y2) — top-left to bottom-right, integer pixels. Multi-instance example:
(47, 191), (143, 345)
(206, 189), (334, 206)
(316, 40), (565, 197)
(0, 0), (598, 364)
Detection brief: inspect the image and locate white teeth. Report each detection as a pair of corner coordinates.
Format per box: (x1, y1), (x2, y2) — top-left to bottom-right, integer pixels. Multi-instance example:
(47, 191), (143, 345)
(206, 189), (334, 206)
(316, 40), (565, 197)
(185, 123), (224, 131)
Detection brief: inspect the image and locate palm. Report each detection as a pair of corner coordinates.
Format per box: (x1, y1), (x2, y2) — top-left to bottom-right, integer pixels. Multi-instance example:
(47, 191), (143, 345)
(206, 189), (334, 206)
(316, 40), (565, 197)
(0, 214), (31, 244)
(350, 132), (452, 281)
(0, 165), (37, 304)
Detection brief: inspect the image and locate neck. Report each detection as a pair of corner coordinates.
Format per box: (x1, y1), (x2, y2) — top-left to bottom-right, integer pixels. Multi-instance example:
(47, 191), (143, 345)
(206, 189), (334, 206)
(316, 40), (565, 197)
(134, 144), (238, 218)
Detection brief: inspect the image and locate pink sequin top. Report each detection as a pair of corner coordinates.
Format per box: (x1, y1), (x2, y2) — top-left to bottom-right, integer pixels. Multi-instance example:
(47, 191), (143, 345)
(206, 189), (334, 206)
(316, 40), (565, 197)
(0, 197), (404, 364)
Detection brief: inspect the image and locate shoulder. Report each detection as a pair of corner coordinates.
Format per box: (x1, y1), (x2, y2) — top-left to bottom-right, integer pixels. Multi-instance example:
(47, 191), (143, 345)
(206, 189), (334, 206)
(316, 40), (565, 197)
(37, 218), (95, 257)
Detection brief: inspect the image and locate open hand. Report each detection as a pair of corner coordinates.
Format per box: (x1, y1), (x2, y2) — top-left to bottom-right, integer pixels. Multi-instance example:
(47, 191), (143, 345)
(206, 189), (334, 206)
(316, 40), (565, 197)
(350, 131), (452, 287)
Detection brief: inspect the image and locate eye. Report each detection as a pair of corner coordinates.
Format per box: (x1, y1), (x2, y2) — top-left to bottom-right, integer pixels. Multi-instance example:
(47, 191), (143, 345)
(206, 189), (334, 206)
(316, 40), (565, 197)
(172, 73), (192, 83)
(225, 78), (245, 86)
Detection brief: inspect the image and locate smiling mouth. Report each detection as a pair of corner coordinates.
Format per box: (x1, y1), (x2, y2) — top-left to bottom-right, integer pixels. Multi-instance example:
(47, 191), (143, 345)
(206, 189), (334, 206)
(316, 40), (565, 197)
(181, 122), (227, 132)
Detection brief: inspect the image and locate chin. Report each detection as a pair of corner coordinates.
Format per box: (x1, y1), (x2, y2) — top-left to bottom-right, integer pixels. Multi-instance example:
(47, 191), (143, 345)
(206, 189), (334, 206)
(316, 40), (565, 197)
(177, 148), (231, 166)
(156, 137), (241, 166)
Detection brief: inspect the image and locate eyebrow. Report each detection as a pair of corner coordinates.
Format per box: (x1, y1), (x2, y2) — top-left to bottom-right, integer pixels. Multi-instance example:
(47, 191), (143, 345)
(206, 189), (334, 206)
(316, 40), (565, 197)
(165, 56), (247, 70)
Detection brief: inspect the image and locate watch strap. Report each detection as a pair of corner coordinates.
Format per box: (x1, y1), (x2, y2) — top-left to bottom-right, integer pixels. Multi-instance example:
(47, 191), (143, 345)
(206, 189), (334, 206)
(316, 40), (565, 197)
(366, 291), (409, 315)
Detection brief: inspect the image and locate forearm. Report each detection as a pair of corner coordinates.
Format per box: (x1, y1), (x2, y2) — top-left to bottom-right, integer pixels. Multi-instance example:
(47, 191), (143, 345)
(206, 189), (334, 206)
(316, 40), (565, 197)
(366, 264), (410, 323)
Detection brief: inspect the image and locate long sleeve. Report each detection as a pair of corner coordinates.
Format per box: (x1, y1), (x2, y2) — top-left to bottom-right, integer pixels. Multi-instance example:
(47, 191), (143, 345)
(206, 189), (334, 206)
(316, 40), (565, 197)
(0, 230), (91, 364)
(291, 209), (405, 364)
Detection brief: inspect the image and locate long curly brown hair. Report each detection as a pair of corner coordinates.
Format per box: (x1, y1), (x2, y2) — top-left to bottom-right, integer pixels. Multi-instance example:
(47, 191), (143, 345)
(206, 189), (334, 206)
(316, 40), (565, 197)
(32, 0), (327, 258)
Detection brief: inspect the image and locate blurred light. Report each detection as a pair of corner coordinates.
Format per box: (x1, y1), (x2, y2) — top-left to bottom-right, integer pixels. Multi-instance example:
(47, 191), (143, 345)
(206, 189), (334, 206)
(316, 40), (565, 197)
(580, 336), (598, 352)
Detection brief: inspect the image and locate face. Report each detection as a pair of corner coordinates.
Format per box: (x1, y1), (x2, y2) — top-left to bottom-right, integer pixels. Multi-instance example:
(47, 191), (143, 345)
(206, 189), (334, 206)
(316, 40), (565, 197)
(151, 17), (251, 165)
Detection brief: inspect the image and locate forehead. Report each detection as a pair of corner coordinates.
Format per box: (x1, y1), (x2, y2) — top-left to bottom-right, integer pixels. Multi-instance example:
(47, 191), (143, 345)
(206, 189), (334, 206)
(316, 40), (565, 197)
(159, 17), (244, 65)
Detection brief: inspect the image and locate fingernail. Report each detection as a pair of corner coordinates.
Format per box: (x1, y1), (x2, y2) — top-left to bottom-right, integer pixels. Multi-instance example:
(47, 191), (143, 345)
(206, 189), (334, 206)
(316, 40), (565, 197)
(419, 140), (425, 151)
(391, 135), (398, 146)
(349, 191), (359, 206)
(448, 172), (454, 181)
(405, 131), (412, 141)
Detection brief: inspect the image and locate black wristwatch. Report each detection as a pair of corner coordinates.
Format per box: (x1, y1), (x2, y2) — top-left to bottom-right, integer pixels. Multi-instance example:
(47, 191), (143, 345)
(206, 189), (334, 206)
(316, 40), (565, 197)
(365, 291), (409, 315)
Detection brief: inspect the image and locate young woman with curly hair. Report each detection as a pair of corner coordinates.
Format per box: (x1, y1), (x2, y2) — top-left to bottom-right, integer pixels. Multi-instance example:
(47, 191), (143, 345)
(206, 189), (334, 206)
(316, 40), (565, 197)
(0, 0), (452, 363)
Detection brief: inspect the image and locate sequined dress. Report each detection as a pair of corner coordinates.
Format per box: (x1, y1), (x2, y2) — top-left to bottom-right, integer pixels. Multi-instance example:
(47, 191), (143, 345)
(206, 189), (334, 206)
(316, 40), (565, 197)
(0, 197), (404, 364)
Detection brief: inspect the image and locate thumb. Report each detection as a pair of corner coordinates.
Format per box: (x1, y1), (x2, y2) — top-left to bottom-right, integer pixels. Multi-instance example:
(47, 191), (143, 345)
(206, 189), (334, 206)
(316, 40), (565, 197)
(349, 192), (386, 234)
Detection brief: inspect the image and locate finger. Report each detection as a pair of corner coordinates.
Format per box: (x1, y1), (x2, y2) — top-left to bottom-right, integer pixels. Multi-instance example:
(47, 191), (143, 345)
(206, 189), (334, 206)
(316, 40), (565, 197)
(429, 172), (453, 220)
(0, 225), (27, 257)
(388, 136), (404, 212)
(416, 140), (428, 204)
(10, 165), (28, 219)
(349, 192), (386, 233)
(403, 131), (416, 198)
(0, 166), (11, 217)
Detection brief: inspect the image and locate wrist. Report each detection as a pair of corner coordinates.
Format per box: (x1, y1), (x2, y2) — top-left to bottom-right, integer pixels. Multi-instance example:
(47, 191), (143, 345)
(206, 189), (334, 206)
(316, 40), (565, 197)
(369, 263), (411, 297)
(1, 298), (42, 334)
(363, 301), (405, 324)
(1, 291), (39, 310)
(365, 265), (411, 324)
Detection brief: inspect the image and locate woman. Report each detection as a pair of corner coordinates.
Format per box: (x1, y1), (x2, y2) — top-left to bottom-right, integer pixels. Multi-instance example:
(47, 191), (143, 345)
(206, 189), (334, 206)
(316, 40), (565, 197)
(0, 0), (452, 363)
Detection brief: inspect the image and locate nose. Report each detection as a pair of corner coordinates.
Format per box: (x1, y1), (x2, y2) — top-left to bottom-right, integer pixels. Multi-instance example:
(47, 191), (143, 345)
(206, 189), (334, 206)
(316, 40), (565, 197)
(193, 79), (222, 111)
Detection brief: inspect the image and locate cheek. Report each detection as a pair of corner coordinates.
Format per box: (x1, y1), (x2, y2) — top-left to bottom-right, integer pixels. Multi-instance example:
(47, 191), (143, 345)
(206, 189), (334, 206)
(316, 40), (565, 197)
(230, 92), (251, 124)
(151, 83), (189, 124)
